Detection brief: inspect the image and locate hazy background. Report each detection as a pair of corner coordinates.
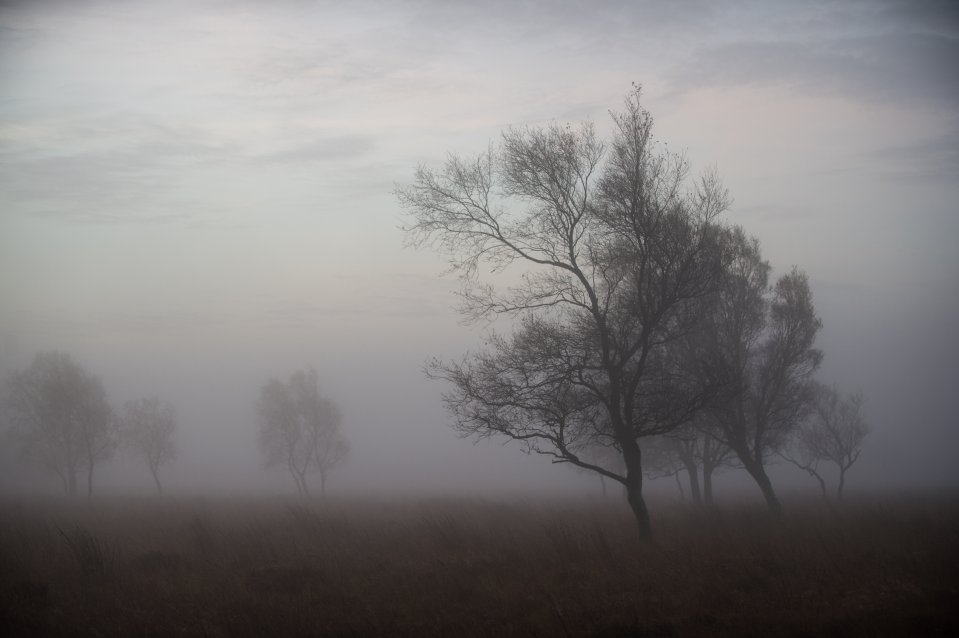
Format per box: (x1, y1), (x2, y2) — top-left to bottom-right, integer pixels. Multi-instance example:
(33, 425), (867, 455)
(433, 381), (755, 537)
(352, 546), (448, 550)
(1, 0), (957, 499)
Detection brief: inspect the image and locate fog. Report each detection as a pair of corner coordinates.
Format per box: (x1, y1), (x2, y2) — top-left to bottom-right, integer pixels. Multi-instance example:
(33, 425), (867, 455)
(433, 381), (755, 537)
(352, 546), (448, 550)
(1, 0), (958, 503)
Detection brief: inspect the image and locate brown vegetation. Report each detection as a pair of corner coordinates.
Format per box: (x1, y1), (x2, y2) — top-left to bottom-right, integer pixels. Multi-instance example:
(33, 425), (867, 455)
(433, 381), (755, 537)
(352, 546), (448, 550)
(1, 496), (956, 637)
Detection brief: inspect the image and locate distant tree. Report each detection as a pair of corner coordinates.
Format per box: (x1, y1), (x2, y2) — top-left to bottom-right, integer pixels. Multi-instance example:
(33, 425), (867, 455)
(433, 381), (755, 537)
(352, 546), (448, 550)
(257, 369), (349, 497)
(779, 419), (830, 501)
(398, 87), (729, 540)
(783, 383), (868, 500)
(121, 397), (178, 495)
(641, 436), (688, 500)
(5, 352), (117, 498)
(661, 419), (736, 507)
(701, 228), (823, 515)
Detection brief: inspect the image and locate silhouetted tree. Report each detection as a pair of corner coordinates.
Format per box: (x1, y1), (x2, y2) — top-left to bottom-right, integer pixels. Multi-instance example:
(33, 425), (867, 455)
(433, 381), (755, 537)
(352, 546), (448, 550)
(642, 436), (689, 500)
(780, 429), (828, 501)
(5, 351), (116, 498)
(702, 229), (823, 515)
(257, 369), (349, 497)
(784, 382), (868, 500)
(661, 419), (735, 506)
(398, 87), (729, 539)
(121, 397), (177, 495)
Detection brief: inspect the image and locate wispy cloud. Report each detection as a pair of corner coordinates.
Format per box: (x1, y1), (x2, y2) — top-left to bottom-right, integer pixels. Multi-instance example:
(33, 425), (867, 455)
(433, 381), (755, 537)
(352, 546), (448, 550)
(658, 0), (959, 108)
(670, 31), (959, 108)
(868, 124), (959, 181)
(257, 134), (377, 164)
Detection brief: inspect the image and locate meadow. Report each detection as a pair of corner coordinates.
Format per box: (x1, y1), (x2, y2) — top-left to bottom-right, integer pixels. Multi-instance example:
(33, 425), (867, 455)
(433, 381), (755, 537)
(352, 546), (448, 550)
(1, 494), (956, 637)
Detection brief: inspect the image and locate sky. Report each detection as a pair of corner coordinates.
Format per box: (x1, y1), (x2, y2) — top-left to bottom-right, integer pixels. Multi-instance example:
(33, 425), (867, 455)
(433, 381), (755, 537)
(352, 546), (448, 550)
(1, 0), (957, 499)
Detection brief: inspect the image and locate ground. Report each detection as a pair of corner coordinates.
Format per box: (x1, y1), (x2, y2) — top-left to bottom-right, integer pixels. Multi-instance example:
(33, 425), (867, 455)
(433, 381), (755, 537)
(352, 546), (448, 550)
(1, 494), (956, 636)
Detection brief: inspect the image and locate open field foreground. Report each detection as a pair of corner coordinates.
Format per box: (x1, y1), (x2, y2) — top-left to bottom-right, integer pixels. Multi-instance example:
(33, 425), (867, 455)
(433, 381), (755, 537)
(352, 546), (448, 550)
(1, 496), (957, 637)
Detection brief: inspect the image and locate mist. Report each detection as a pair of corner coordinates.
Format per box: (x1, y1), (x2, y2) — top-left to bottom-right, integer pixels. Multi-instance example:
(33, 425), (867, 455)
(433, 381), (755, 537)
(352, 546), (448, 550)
(2, 0), (957, 502)
(1, 1), (957, 634)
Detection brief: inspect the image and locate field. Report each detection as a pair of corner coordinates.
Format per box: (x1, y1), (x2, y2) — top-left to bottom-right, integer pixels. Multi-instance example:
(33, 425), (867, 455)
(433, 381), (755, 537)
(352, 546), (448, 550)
(1, 495), (957, 637)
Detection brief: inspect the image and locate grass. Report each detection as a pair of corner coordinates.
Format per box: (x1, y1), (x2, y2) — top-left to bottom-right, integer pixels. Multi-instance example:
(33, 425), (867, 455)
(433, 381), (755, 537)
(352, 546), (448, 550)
(1, 494), (957, 636)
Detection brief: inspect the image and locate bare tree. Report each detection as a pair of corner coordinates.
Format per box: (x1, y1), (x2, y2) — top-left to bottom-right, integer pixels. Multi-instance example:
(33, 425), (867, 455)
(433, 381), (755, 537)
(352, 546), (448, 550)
(662, 419), (735, 507)
(779, 422), (830, 501)
(121, 397), (177, 495)
(786, 383), (868, 500)
(398, 87), (729, 539)
(702, 228), (823, 515)
(641, 436), (689, 501)
(257, 369), (349, 497)
(5, 352), (116, 499)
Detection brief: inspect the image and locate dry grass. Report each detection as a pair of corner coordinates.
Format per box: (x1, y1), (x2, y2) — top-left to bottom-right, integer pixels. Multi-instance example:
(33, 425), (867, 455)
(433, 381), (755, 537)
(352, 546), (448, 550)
(1, 494), (957, 637)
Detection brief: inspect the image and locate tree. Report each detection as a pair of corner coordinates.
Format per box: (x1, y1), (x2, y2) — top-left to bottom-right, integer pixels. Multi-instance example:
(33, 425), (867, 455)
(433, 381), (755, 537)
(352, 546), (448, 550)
(779, 419), (830, 501)
(398, 87), (730, 539)
(4, 351), (116, 498)
(121, 396), (177, 495)
(257, 369), (349, 497)
(702, 228), (823, 515)
(641, 436), (689, 501)
(785, 382), (868, 500)
(661, 419), (735, 507)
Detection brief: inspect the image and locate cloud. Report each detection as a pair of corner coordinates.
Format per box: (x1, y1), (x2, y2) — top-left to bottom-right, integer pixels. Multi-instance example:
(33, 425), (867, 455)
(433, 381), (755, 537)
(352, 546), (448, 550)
(868, 124), (959, 181)
(875, 0), (959, 33)
(0, 109), (245, 224)
(257, 134), (377, 164)
(670, 30), (959, 108)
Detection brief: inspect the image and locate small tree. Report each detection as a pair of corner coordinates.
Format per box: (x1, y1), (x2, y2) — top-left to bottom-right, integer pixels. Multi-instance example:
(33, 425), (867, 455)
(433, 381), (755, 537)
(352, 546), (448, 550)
(779, 424), (830, 501)
(789, 383), (869, 500)
(641, 436), (689, 501)
(662, 420), (735, 507)
(257, 369), (349, 497)
(5, 352), (116, 498)
(701, 228), (823, 515)
(121, 397), (177, 495)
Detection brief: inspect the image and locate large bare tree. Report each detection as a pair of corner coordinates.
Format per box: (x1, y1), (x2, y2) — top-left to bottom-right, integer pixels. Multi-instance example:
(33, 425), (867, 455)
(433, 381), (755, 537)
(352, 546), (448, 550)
(121, 396), (178, 495)
(701, 228), (823, 515)
(257, 369), (349, 497)
(398, 88), (730, 539)
(5, 351), (116, 499)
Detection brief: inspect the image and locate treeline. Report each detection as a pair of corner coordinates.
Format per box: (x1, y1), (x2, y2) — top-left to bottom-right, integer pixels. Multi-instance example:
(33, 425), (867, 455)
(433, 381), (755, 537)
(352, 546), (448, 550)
(1, 354), (348, 498)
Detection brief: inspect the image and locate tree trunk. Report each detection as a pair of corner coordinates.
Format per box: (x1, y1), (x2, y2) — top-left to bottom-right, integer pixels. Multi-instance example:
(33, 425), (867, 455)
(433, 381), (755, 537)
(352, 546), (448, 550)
(599, 474), (607, 498)
(812, 470), (827, 501)
(320, 471), (327, 498)
(299, 471), (310, 497)
(626, 474), (652, 541)
(620, 434), (653, 540)
(703, 465), (714, 506)
(744, 460), (781, 516)
(150, 465), (163, 496)
(674, 472), (685, 501)
(683, 463), (701, 505)
(676, 446), (702, 505)
(56, 469), (69, 497)
(837, 467), (846, 501)
(86, 463), (94, 501)
(288, 467), (304, 496)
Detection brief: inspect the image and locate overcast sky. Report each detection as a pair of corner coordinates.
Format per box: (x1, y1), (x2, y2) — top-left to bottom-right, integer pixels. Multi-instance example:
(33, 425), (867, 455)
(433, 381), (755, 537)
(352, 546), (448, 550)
(1, 0), (957, 498)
